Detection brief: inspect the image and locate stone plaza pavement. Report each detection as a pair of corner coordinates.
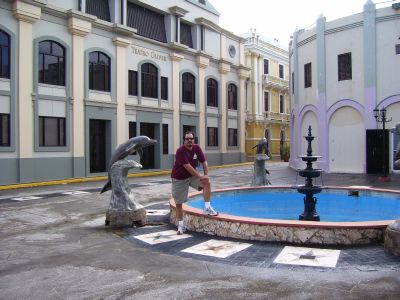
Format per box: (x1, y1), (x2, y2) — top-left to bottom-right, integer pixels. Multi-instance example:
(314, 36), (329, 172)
(0, 162), (399, 299)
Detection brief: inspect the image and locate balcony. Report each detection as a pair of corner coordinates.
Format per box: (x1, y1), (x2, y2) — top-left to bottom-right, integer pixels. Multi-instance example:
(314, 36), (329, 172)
(262, 74), (289, 92)
(265, 112), (290, 123)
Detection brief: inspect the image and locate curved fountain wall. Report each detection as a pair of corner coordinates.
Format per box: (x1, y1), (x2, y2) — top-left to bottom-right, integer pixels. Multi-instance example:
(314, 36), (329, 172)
(169, 186), (398, 245)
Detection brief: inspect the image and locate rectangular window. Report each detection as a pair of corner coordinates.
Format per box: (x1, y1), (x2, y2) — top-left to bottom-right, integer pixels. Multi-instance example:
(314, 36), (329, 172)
(129, 121), (137, 138)
(128, 121), (137, 154)
(128, 70), (138, 96)
(162, 124), (168, 154)
(200, 25), (204, 51)
(207, 127), (218, 147)
(39, 116), (65, 147)
(180, 22), (193, 48)
(338, 52), (352, 81)
(0, 113), (10, 146)
(264, 91), (269, 111)
(279, 95), (284, 113)
(161, 77), (168, 100)
(86, 0), (110, 21)
(264, 59), (269, 74)
(228, 128), (238, 147)
(279, 64), (284, 79)
(127, 2), (167, 43)
(292, 72), (294, 94)
(304, 62), (312, 88)
(395, 44), (400, 55)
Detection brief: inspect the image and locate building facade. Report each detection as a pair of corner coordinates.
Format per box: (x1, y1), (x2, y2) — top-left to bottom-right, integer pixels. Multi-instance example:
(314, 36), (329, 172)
(0, 0), (250, 185)
(290, 1), (400, 174)
(243, 31), (290, 160)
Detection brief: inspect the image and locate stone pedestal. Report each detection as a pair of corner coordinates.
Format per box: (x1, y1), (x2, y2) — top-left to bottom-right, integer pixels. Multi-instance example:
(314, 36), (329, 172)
(384, 220), (400, 256)
(105, 208), (147, 227)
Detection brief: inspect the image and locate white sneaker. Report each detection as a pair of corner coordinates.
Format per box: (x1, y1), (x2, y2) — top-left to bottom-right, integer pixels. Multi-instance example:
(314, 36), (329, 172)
(203, 206), (219, 216)
(177, 223), (186, 235)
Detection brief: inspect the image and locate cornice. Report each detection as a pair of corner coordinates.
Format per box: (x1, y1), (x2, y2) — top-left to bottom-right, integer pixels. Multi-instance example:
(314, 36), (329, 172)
(169, 6), (188, 17)
(170, 53), (184, 62)
(13, 1), (41, 23)
(113, 37), (131, 48)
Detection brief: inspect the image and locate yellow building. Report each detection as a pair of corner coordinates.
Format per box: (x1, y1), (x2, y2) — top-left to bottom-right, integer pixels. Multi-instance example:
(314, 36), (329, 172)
(243, 31), (290, 160)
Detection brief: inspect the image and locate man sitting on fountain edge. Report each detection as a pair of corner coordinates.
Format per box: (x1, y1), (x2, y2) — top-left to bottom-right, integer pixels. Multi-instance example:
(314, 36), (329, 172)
(171, 131), (218, 235)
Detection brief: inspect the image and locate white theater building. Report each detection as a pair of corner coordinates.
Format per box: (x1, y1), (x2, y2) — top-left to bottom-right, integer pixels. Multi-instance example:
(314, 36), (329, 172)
(290, 1), (400, 174)
(0, 0), (250, 184)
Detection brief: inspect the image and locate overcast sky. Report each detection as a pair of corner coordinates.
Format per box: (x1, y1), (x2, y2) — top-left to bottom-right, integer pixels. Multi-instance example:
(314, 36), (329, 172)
(211, 0), (395, 47)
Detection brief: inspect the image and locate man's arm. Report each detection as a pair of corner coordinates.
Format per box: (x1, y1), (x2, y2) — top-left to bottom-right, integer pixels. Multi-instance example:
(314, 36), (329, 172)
(183, 161), (209, 179)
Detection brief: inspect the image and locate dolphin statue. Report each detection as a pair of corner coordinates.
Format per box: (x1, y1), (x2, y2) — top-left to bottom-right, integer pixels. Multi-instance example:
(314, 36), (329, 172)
(100, 136), (157, 193)
(252, 137), (270, 156)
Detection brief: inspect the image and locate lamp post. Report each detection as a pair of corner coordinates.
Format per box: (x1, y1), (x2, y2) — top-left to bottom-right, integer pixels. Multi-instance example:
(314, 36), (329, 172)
(373, 107), (391, 130)
(373, 107), (392, 182)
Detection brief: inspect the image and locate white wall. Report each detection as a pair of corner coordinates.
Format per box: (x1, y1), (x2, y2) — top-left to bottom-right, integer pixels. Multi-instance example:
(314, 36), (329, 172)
(376, 19), (400, 102)
(325, 26), (364, 108)
(329, 107), (364, 173)
(297, 41), (317, 107)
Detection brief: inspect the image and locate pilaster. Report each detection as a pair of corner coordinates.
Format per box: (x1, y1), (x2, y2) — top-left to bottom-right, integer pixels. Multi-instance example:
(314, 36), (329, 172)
(197, 54), (209, 148)
(13, 1), (41, 165)
(238, 67), (250, 156)
(113, 37), (131, 145)
(68, 11), (92, 177)
(219, 61), (230, 153)
(363, 0), (377, 130)
(170, 53), (184, 151)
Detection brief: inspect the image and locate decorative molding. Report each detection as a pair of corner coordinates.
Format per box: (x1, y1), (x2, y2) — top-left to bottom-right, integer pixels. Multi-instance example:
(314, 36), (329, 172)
(113, 23), (137, 36)
(196, 54), (210, 69)
(13, 1), (41, 23)
(67, 10), (96, 37)
(113, 37), (131, 48)
(218, 61), (230, 74)
(169, 6), (188, 17)
(170, 53), (184, 62)
(168, 42), (189, 51)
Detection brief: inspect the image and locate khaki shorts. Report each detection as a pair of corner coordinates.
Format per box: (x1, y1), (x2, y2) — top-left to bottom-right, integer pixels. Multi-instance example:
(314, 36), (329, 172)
(172, 176), (202, 204)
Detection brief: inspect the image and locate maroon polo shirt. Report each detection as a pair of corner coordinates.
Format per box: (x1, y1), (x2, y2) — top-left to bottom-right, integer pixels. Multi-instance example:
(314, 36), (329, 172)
(171, 144), (206, 180)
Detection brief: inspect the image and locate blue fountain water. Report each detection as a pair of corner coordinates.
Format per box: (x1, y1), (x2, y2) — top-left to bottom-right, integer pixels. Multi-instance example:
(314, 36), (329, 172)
(187, 189), (400, 222)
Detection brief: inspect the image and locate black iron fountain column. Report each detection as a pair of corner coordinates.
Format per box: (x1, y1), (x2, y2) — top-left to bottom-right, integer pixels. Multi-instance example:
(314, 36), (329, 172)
(296, 126), (323, 221)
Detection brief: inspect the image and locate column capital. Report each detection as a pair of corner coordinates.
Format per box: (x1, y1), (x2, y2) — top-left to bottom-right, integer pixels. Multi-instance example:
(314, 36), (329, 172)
(238, 65), (251, 80)
(170, 53), (184, 62)
(113, 37), (131, 48)
(196, 53), (210, 69)
(67, 10), (96, 37)
(218, 60), (231, 74)
(169, 6), (188, 17)
(13, 1), (41, 23)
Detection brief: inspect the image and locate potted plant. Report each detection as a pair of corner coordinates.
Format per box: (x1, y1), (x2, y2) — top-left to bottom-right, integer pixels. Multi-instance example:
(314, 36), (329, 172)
(281, 144), (290, 162)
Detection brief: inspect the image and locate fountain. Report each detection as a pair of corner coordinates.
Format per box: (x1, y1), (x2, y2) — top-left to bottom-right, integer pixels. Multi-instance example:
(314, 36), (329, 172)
(169, 128), (400, 245)
(294, 126), (324, 221)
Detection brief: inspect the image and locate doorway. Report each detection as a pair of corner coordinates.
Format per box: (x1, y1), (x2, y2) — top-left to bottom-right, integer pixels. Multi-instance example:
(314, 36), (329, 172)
(366, 129), (389, 174)
(140, 122), (156, 169)
(89, 119), (107, 173)
(183, 125), (197, 144)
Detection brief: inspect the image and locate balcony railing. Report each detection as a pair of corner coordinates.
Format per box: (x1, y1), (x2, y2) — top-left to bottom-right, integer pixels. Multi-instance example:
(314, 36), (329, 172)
(262, 74), (289, 92)
(265, 111), (290, 123)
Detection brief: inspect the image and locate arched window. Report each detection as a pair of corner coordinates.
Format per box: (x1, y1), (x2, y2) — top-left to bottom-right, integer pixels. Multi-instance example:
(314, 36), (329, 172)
(264, 129), (270, 141)
(182, 72), (195, 104)
(89, 51), (110, 92)
(207, 78), (218, 107)
(227, 83), (237, 110)
(39, 40), (65, 86)
(0, 29), (10, 79)
(141, 63), (158, 98)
